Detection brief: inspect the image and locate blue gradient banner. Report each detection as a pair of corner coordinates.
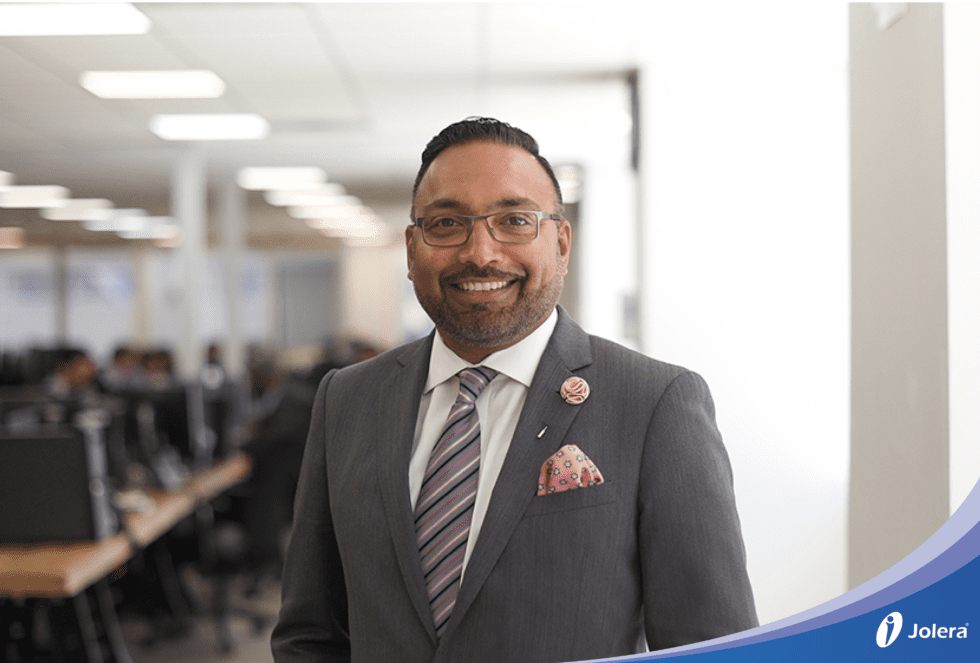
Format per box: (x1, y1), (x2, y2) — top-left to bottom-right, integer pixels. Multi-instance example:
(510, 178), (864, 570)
(581, 479), (980, 662)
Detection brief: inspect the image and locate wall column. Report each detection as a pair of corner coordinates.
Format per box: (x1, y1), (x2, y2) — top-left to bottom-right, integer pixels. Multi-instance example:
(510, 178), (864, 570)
(172, 143), (208, 382)
(218, 176), (246, 380)
(848, 3), (949, 588)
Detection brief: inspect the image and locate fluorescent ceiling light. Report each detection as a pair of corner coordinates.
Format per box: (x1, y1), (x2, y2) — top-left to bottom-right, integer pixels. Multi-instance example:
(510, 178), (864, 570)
(0, 227), (26, 250)
(150, 114), (269, 141)
(237, 167), (327, 191)
(41, 198), (113, 221)
(305, 210), (379, 230)
(0, 3), (151, 36)
(82, 209), (147, 232)
(0, 185), (69, 209)
(117, 218), (180, 240)
(81, 70), (225, 99)
(318, 221), (389, 247)
(264, 184), (347, 207)
(288, 198), (365, 219)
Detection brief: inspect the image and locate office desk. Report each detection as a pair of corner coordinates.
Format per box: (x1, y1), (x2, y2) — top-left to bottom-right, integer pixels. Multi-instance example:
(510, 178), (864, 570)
(0, 454), (251, 662)
(0, 454), (250, 599)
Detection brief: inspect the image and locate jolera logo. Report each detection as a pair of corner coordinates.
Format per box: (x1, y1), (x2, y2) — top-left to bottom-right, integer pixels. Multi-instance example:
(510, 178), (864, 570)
(877, 612), (903, 648)
(876, 611), (969, 648)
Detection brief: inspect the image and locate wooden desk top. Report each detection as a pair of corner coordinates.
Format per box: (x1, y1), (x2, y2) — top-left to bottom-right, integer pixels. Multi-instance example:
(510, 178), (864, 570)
(0, 454), (251, 599)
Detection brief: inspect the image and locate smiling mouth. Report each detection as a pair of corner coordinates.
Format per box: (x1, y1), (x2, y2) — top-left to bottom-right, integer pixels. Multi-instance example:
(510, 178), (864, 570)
(455, 280), (513, 292)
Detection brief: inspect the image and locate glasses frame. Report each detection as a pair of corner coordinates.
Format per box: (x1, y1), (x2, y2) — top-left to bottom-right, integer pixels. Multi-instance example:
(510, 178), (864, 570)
(412, 209), (562, 247)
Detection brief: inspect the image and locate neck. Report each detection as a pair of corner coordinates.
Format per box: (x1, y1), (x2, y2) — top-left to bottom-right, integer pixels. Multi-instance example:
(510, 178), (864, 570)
(440, 334), (503, 364)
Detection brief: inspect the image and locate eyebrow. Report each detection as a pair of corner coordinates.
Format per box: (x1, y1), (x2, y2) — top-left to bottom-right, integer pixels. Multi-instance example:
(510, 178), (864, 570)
(421, 196), (541, 215)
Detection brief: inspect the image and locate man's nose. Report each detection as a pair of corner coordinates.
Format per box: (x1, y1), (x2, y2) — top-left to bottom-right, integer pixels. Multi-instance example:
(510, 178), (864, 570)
(457, 218), (502, 265)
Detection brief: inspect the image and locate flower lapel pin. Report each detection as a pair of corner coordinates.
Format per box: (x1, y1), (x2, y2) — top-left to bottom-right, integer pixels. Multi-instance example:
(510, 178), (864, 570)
(560, 376), (590, 405)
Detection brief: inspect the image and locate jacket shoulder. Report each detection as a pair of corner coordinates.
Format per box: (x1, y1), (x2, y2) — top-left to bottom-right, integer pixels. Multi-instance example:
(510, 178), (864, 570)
(586, 334), (690, 383)
(314, 335), (430, 398)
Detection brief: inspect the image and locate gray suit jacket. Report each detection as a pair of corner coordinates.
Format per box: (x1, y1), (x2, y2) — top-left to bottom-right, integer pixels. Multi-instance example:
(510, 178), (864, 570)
(271, 309), (757, 663)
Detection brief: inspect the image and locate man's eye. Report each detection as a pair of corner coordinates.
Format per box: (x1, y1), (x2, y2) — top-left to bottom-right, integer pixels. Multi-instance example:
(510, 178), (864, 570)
(500, 213), (533, 226)
(427, 216), (463, 230)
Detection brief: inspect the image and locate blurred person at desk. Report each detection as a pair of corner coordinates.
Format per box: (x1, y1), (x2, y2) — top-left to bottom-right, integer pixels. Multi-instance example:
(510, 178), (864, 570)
(101, 345), (144, 391)
(238, 360), (316, 575)
(139, 348), (177, 390)
(272, 118), (757, 663)
(44, 347), (100, 399)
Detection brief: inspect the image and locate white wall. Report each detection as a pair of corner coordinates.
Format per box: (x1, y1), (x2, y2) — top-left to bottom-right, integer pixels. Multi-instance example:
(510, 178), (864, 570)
(0, 249), (57, 353)
(342, 202), (416, 352)
(140, 249), (272, 359)
(66, 249), (136, 362)
(849, 2), (949, 588)
(945, 4), (980, 514)
(636, 3), (850, 624)
(0, 247), (274, 371)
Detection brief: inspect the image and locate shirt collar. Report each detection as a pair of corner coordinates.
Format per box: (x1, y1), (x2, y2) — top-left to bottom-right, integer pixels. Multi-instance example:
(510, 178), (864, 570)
(425, 308), (558, 392)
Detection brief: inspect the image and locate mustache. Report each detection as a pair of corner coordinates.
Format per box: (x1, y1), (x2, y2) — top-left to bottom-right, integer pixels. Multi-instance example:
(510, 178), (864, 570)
(441, 265), (524, 284)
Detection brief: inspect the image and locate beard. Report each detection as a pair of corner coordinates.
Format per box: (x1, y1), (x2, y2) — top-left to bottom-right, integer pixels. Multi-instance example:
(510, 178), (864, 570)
(415, 256), (564, 352)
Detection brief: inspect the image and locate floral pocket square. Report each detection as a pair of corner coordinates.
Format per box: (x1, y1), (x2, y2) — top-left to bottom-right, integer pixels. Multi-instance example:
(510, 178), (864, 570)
(536, 444), (604, 496)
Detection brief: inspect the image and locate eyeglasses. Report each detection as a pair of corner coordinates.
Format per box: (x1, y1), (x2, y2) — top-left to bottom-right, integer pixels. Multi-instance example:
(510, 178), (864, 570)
(412, 210), (561, 247)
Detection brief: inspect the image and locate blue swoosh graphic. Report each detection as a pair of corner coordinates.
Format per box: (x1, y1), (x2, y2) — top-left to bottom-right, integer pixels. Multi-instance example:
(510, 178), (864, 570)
(578, 477), (980, 662)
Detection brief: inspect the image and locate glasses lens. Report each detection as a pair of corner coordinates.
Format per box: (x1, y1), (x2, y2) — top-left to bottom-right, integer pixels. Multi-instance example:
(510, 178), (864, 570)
(422, 216), (468, 245)
(419, 211), (541, 246)
(489, 211), (538, 243)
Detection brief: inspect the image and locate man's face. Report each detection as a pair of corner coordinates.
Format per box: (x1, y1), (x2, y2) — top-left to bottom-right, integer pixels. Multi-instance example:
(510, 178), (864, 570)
(64, 355), (96, 388)
(406, 140), (571, 363)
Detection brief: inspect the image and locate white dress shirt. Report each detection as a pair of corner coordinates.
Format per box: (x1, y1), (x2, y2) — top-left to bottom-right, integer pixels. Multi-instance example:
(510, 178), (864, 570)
(409, 308), (558, 575)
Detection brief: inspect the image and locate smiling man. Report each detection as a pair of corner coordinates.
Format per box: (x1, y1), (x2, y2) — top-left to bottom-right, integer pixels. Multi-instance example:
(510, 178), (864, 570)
(272, 118), (758, 663)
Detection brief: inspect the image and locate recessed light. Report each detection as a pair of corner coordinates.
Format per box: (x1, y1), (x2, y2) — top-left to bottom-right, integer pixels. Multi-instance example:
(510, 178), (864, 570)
(264, 184), (347, 206)
(304, 209), (379, 229)
(117, 218), (180, 240)
(0, 185), (69, 209)
(81, 70), (225, 99)
(237, 167), (327, 190)
(150, 114), (269, 141)
(0, 3), (151, 37)
(82, 209), (147, 232)
(287, 198), (365, 219)
(41, 199), (113, 221)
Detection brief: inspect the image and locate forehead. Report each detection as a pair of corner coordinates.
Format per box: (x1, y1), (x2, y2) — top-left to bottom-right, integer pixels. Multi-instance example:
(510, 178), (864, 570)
(415, 141), (555, 214)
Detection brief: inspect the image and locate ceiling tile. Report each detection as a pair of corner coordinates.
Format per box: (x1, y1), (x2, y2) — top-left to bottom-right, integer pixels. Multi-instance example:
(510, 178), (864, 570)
(0, 43), (68, 85)
(10, 34), (188, 72)
(315, 3), (481, 80)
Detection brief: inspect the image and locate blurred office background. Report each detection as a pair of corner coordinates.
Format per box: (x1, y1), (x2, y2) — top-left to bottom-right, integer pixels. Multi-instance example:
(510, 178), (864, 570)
(1, 2), (978, 659)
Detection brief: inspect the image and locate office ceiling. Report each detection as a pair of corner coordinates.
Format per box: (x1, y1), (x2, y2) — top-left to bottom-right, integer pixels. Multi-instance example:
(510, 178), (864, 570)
(0, 2), (642, 249)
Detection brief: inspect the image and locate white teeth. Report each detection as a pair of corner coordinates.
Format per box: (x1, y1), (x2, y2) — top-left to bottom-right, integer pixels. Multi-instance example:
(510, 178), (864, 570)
(459, 280), (508, 292)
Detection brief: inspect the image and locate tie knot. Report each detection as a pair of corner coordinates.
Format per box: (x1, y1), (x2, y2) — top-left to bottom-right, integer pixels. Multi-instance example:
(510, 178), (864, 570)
(457, 366), (497, 401)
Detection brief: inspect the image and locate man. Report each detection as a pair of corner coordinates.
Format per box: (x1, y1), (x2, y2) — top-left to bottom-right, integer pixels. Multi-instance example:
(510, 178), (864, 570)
(239, 359), (316, 573)
(272, 118), (757, 663)
(45, 347), (100, 398)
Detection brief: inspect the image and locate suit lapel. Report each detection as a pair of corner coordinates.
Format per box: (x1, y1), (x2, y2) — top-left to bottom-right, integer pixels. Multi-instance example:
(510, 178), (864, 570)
(376, 334), (439, 640)
(447, 309), (593, 633)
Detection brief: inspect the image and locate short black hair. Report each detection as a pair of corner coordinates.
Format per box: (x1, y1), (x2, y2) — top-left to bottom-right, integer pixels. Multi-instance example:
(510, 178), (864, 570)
(412, 117), (564, 215)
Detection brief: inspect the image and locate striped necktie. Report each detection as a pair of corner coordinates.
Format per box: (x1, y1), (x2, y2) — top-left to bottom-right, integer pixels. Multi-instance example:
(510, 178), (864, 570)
(414, 366), (497, 638)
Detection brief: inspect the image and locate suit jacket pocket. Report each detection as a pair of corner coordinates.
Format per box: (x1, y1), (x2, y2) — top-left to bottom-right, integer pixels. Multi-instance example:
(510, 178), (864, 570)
(523, 481), (618, 518)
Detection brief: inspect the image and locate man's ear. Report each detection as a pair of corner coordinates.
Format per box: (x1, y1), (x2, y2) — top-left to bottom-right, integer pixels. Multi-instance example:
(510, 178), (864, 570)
(558, 219), (572, 276)
(405, 225), (416, 280)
